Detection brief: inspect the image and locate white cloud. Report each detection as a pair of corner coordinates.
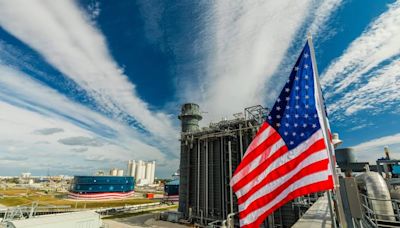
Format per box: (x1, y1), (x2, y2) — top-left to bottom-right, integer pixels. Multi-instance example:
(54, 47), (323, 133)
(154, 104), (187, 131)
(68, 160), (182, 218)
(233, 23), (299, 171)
(354, 133), (400, 150)
(307, 0), (342, 38)
(177, 0), (342, 123)
(0, 0), (178, 150)
(331, 59), (400, 116)
(0, 65), (174, 176)
(322, 1), (400, 99)
(352, 133), (400, 163)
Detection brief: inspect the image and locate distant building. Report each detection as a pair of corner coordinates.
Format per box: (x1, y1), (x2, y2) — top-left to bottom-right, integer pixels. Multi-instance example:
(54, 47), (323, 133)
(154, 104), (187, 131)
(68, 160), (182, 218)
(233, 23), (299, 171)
(109, 168), (118, 176)
(20, 172), (31, 178)
(127, 160), (156, 185)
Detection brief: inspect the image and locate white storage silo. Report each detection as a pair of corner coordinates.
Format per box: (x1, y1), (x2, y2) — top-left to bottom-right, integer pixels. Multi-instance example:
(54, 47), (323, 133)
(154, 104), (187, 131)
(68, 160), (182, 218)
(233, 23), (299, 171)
(127, 160), (132, 176)
(130, 160), (136, 177)
(150, 161), (156, 184)
(127, 160), (136, 177)
(141, 161), (146, 180)
(145, 162), (152, 183)
(135, 160), (144, 182)
(117, 169), (124, 176)
(110, 168), (118, 176)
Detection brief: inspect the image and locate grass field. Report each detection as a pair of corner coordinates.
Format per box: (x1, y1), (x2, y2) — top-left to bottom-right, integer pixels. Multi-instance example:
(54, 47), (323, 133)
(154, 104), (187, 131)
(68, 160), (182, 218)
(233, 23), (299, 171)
(0, 189), (157, 208)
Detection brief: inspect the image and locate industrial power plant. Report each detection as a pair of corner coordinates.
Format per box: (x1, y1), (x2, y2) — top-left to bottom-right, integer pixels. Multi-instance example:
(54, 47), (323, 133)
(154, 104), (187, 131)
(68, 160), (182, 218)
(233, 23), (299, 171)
(1, 103), (399, 228)
(178, 103), (311, 227)
(176, 103), (400, 227)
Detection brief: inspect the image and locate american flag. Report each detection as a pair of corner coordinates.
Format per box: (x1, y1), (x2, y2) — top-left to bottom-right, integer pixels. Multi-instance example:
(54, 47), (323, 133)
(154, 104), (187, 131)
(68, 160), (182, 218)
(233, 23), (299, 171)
(230, 39), (334, 227)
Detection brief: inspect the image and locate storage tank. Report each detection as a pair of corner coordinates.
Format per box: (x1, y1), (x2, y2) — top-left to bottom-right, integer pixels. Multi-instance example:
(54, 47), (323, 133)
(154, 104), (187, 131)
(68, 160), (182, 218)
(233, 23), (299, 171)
(145, 162), (152, 183)
(150, 161), (156, 184)
(127, 160), (136, 177)
(136, 160), (144, 181)
(117, 169), (124, 176)
(141, 162), (146, 179)
(110, 168), (118, 176)
(130, 160), (136, 177)
(127, 160), (132, 176)
(335, 148), (356, 166)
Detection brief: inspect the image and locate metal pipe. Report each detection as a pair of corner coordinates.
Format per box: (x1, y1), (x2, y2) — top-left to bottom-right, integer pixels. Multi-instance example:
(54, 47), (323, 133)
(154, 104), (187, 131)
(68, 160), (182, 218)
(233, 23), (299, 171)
(197, 139), (200, 214)
(221, 136), (225, 218)
(239, 124), (244, 159)
(227, 212), (236, 228)
(200, 209), (204, 225)
(228, 140), (234, 214)
(205, 138), (208, 219)
(327, 191), (338, 228)
(186, 144), (190, 215)
(356, 172), (395, 221)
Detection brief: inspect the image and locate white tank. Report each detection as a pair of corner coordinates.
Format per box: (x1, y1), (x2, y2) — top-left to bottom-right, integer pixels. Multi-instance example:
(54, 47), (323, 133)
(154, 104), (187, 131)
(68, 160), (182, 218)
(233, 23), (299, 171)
(127, 160), (132, 176)
(150, 161), (156, 184)
(117, 169), (124, 176)
(110, 168), (118, 176)
(130, 160), (136, 177)
(145, 162), (152, 183)
(141, 162), (146, 180)
(135, 160), (144, 182)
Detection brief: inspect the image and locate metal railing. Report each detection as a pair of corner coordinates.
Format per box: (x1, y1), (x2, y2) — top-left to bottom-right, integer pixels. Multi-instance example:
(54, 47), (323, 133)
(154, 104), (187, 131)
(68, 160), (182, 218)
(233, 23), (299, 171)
(360, 194), (400, 227)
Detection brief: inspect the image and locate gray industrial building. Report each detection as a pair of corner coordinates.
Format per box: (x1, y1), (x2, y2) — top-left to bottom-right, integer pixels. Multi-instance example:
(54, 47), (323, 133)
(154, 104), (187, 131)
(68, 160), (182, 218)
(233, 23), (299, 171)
(178, 103), (315, 227)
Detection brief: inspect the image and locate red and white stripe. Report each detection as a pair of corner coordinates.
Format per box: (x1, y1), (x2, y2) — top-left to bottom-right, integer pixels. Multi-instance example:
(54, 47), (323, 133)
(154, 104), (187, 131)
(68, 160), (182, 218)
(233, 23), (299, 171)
(68, 191), (135, 200)
(163, 195), (179, 202)
(230, 124), (333, 227)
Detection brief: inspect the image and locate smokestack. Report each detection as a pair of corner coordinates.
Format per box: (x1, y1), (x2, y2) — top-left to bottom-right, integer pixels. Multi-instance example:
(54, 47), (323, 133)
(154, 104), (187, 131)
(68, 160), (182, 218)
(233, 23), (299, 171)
(384, 146), (390, 160)
(178, 103), (202, 132)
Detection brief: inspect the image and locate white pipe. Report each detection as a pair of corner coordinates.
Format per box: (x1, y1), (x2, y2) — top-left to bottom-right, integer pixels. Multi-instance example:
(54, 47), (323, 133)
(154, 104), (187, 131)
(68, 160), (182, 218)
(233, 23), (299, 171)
(228, 141), (234, 214)
(356, 172), (395, 221)
(239, 124), (243, 159)
(197, 139), (200, 214)
(221, 136), (225, 217)
(205, 138), (208, 218)
(227, 212), (236, 228)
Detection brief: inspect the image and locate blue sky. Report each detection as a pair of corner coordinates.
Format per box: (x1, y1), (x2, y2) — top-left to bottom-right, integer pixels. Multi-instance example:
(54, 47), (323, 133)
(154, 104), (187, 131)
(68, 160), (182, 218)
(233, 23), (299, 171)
(0, 0), (399, 177)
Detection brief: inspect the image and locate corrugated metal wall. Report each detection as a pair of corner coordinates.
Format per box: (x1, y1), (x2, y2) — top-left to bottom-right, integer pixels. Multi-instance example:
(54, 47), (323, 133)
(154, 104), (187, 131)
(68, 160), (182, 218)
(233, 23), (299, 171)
(179, 118), (311, 227)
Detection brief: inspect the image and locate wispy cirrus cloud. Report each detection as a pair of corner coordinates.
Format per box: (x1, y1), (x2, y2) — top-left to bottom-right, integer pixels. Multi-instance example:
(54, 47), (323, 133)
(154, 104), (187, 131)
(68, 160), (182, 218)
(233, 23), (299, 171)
(321, 1), (400, 117)
(172, 0), (342, 122)
(333, 59), (400, 116)
(307, 0), (342, 40)
(0, 65), (176, 175)
(0, 0), (178, 152)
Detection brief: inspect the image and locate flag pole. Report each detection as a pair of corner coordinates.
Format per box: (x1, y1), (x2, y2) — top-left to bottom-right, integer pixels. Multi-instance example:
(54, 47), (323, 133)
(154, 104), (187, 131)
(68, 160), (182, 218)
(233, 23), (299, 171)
(307, 34), (347, 228)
